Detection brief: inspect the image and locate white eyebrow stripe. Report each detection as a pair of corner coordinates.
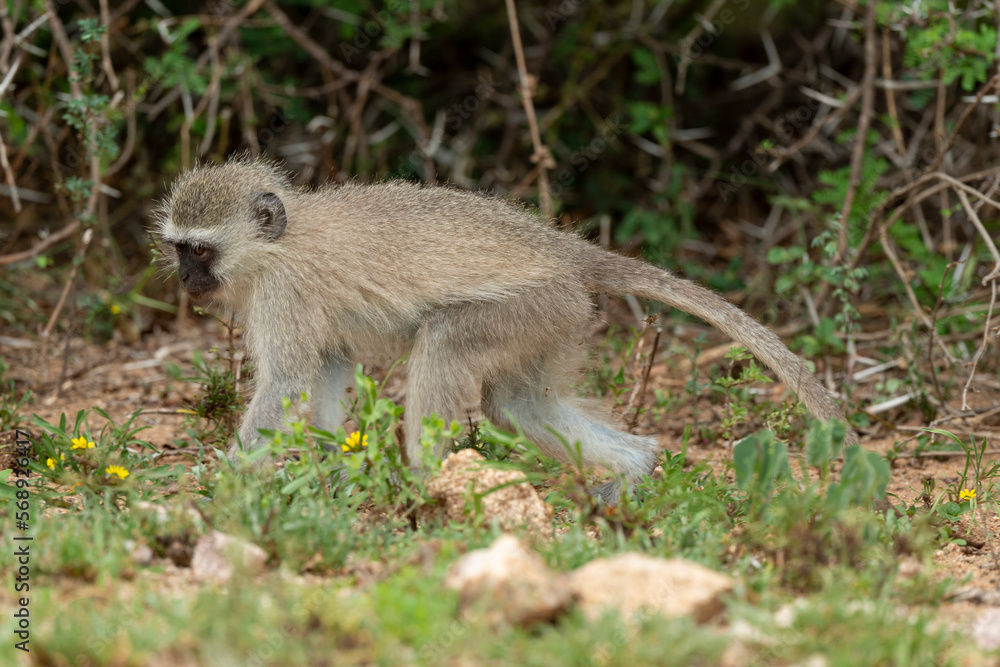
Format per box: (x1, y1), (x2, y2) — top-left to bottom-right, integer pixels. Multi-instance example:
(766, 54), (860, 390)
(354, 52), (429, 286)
(158, 220), (220, 246)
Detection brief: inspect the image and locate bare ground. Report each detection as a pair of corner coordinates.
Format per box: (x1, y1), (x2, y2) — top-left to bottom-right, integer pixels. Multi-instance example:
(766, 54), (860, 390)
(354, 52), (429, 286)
(2, 307), (999, 635)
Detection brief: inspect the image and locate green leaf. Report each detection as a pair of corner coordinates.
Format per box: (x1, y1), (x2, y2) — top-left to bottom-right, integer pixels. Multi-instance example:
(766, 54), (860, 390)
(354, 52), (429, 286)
(733, 430), (790, 498)
(631, 47), (662, 86)
(804, 419), (846, 468)
(825, 446), (890, 509)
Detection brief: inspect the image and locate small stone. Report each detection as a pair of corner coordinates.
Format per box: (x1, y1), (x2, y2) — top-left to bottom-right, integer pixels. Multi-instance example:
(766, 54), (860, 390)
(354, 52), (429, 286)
(444, 534), (573, 627)
(897, 556), (922, 579)
(423, 449), (553, 538)
(130, 542), (154, 566)
(567, 553), (733, 623)
(971, 607), (1000, 652)
(191, 531), (267, 584)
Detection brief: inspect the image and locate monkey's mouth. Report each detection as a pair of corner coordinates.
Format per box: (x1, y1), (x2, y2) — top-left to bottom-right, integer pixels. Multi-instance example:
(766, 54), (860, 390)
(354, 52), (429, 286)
(181, 284), (218, 301)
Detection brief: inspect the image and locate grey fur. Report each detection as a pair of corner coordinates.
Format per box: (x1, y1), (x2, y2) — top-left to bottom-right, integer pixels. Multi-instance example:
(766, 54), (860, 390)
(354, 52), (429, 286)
(152, 158), (857, 503)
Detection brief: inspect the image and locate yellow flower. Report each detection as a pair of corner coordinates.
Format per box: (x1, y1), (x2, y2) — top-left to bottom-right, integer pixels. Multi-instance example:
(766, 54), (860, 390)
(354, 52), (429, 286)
(960, 488), (976, 502)
(71, 436), (95, 450)
(110, 304), (121, 315)
(341, 431), (369, 452)
(105, 465), (130, 480)
(46, 458), (55, 469)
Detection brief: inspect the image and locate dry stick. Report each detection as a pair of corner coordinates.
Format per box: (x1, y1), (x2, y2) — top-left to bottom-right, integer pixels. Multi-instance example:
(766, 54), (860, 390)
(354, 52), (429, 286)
(891, 449), (1000, 459)
(696, 86), (783, 198)
(819, 167), (1000, 314)
(674, 0), (727, 95)
(181, 43), (223, 165)
(962, 279), (998, 412)
(106, 69), (136, 177)
(407, 0), (428, 75)
(877, 221), (954, 361)
(955, 188), (1000, 284)
(881, 29), (906, 157)
(0, 0), (13, 72)
(55, 281), (78, 395)
(621, 315), (654, 423)
(98, 0), (118, 91)
(538, 45), (629, 134)
(197, 49), (223, 158)
(927, 261), (965, 405)
(503, 0), (554, 221)
(923, 71), (1000, 176)
(342, 56), (384, 177)
(145, 0), (266, 121)
(0, 219), (79, 266)
(629, 328), (662, 433)
(263, 0), (434, 181)
(0, 50), (20, 100)
(40, 0), (102, 342)
(0, 128), (19, 212)
(767, 86), (862, 171)
(835, 0), (877, 259)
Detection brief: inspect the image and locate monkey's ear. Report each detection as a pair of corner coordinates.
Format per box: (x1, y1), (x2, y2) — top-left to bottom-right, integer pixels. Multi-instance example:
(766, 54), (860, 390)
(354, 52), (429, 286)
(251, 191), (287, 241)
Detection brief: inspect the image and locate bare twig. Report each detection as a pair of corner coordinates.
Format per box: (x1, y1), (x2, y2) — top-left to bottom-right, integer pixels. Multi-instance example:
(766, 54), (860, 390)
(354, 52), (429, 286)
(0, 219), (79, 266)
(835, 0), (877, 258)
(40, 0), (103, 341)
(927, 261), (965, 405)
(954, 188), (1000, 281)
(629, 327), (662, 432)
(503, 0), (554, 220)
(890, 449), (1000, 459)
(881, 29), (906, 156)
(767, 86), (862, 171)
(962, 280), (997, 411)
(262, 0), (434, 181)
(674, 0), (726, 95)
(877, 221), (955, 362)
(0, 50), (20, 100)
(106, 69), (137, 177)
(98, 0), (119, 91)
(923, 71), (1000, 175)
(0, 127), (19, 212)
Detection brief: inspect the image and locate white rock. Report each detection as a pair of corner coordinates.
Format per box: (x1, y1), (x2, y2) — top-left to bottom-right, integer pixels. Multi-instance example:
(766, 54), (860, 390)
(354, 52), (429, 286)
(191, 531), (267, 584)
(444, 534), (573, 626)
(971, 607), (1000, 652)
(423, 449), (553, 538)
(567, 553), (733, 623)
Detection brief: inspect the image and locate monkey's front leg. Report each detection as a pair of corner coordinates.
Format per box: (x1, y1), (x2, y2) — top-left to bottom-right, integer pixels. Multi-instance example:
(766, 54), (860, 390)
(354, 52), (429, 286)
(232, 367), (311, 457)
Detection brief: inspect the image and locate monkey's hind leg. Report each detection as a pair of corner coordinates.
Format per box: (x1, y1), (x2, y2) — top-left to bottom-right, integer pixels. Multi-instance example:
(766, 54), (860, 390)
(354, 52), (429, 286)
(481, 375), (659, 504)
(404, 314), (480, 465)
(312, 354), (355, 434)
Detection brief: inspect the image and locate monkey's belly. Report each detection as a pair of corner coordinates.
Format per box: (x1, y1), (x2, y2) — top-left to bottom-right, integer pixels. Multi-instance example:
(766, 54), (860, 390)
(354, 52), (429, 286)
(339, 326), (415, 365)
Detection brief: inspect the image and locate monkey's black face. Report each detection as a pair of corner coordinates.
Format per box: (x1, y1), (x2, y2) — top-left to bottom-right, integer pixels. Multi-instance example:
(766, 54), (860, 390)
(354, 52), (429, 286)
(176, 243), (220, 298)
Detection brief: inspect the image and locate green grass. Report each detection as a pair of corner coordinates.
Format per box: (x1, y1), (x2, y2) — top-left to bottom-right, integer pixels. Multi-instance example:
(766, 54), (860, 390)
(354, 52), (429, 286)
(0, 364), (996, 666)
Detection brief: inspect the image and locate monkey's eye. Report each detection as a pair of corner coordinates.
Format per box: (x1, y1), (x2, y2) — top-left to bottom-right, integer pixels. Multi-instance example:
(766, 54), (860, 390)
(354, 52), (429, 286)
(193, 246), (206, 257)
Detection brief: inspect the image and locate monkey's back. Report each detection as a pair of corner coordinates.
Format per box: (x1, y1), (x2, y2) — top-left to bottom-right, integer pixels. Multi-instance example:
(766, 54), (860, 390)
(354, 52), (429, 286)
(284, 181), (593, 308)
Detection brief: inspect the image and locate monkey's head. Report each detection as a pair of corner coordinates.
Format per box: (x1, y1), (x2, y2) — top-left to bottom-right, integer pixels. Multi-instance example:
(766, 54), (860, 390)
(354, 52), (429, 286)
(152, 160), (291, 305)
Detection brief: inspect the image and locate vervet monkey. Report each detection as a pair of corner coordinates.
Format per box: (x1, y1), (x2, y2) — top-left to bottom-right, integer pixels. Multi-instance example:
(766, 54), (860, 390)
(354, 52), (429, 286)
(153, 158), (857, 503)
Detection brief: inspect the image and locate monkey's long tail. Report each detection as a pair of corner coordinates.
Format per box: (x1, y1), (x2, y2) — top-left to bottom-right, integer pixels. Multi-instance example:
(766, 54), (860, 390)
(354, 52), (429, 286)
(590, 251), (858, 446)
